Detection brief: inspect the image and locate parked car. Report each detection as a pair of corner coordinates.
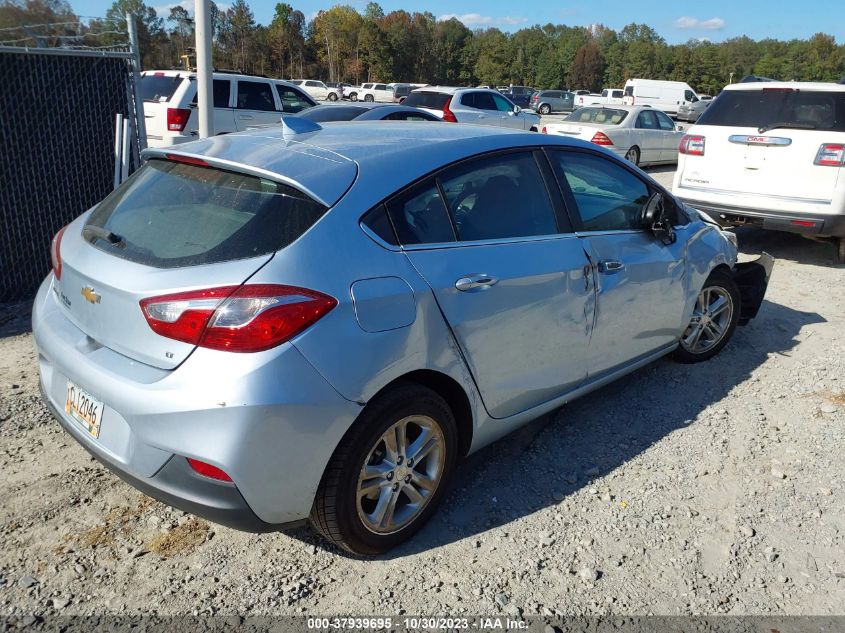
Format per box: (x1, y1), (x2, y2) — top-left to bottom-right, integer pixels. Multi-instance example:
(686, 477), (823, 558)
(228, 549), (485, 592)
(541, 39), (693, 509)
(622, 79), (700, 116)
(573, 89), (591, 95)
(325, 81), (351, 101)
(139, 70), (316, 147)
(389, 83), (415, 103)
(530, 90), (575, 114)
(293, 103), (440, 122)
(403, 87), (541, 131)
(500, 85), (535, 108)
(347, 83), (394, 102)
(673, 81), (845, 263)
(574, 88), (625, 109)
(543, 105), (684, 166)
(295, 79), (330, 101)
(676, 95), (713, 123)
(33, 120), (771, 555)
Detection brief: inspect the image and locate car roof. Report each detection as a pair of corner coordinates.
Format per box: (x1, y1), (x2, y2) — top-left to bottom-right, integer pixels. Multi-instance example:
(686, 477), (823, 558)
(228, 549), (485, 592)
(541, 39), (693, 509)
(143, 122), (598, 209)
(723, 81), (845, 92)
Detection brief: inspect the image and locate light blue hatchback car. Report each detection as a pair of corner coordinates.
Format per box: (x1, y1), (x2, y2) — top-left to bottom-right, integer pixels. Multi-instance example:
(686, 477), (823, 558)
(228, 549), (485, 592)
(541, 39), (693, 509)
(33, 120), (772, 555)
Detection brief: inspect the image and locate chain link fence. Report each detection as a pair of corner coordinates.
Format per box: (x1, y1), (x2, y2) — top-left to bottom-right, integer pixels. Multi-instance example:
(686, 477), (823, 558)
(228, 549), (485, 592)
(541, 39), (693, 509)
(0, 48), (141, 302)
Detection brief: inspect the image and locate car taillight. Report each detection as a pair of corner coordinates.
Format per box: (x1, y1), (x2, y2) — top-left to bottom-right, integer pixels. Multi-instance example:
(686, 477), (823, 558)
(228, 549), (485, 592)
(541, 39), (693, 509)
(814, 143), (845, 166)
(590, 131), (614, 146)
(541, 126), (547, 134)
(140, 284), (337, 353)
(166, 107), (191, 132)
(187, 458), (232, 482)
(442, 96), (458, 123)
(50, 225), (68, 280)
(679, 134), (706, 156)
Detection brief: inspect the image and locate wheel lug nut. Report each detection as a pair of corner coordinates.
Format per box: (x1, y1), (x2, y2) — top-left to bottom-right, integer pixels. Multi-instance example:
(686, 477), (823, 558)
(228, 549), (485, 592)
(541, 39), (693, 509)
(405, 475), (411, 483)
(386, 472), (393, 480)
(392, 483), (399, 491)
(397, 456), (403, 465)
(407, 459), (413, 467)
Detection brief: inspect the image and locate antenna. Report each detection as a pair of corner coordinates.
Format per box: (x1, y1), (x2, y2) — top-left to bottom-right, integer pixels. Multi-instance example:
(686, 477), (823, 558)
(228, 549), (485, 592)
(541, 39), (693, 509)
(280, 116), (322, 137)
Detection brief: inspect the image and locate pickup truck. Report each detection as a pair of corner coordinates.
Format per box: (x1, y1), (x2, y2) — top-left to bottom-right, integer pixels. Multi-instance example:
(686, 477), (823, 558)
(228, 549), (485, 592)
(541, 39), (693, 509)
(574, 88), (624, 109)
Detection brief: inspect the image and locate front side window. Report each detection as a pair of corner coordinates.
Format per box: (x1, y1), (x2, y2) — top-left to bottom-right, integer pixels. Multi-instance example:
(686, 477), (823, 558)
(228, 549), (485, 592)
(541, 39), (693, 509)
(84, 159), (327, 267)
(636, 110), (659, 129)
(550, 151), (649, 232)
(656, 111), (675, 131)
(439, 152), (557, 241)
(237, 81), (276, 111)
(491, 94), (514, 112)
(685, 90), (697, 102)
(275, 85), (314, 113)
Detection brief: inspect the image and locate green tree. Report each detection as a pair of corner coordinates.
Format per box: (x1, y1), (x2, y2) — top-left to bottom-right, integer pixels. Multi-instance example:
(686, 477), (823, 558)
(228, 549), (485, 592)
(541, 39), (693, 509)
(570, 41), (604, 91)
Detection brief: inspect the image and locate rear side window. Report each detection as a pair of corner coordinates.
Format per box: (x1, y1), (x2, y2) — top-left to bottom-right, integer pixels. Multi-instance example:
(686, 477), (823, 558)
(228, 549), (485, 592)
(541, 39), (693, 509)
(236, 81), (276, 111)
(84, 159), (327, 268)
(141, 75), (183, 102)
(440, 152), (557, 241)
(550, 151), (649, 232)
(403, 92), (450, 110)
(386, 180), (455, 245)
(190, 79), (231, 108)
(698, 89), (845, 131)
(276, 85), (314, 113)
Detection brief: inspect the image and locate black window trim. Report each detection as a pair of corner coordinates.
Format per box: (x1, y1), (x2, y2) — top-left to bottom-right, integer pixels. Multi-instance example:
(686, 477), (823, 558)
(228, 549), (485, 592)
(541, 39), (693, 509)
(359, 147), (577, 251)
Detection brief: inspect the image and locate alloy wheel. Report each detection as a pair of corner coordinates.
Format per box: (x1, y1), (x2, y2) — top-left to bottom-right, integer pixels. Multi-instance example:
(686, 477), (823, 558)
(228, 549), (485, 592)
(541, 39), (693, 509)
(356, 415), (445, 535)
(680, 286), (734, 354)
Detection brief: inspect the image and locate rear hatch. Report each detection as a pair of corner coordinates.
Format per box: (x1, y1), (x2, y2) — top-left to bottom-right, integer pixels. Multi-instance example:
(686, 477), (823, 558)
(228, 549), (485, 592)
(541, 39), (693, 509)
(402, 91), (449, 118)
(139, 72), (188, 141)
(680, 87), (845, 201)
(53, 155), (336, 370)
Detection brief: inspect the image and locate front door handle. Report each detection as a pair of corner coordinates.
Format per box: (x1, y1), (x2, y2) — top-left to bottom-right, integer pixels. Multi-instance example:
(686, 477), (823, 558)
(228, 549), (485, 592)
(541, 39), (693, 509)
(239, 114), (254, 120)
(455, 274), (498, 291)
(597, 260), (625, 273)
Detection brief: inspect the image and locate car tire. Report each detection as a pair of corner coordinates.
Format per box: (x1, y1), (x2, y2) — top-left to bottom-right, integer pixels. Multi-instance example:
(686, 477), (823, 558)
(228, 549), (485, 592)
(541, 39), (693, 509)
(310, 382), (457, 556)
(625, 146), (640, 166)
(350, 93), (358, 102)
(328, 92), (338, 102)
(364, 94), (374, 102)
(539, 104), (551, 115)
(672, 269), (741, 364)
(835, 238), (845, 265)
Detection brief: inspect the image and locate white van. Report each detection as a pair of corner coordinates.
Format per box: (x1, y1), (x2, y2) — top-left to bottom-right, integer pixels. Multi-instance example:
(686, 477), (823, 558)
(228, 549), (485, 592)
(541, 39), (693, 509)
(622, 79), (699, 116)
(672, 82), (845, 263)
(140, 70), (317, 147)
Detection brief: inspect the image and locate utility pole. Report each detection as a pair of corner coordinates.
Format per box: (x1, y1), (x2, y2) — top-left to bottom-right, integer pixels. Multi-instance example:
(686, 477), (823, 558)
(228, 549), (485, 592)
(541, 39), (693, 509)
(195, 0), (214, 138)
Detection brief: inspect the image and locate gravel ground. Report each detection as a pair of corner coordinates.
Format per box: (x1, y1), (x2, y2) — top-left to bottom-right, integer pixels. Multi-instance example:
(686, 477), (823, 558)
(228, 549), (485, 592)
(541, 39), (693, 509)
(1, 168), (844, 618)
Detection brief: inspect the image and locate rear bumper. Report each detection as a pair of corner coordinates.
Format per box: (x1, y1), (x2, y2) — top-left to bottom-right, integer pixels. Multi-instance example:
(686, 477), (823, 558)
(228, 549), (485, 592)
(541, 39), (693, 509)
(678, 197), (845, 238)
(733, 253), (774, 325)
(32, 275), (362, 529)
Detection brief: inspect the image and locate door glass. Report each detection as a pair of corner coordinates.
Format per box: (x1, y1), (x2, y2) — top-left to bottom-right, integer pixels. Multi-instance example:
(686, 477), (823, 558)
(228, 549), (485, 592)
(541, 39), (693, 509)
(491, 94), (513, 112)
(551, 151), (649, 232)
(236, 81), (276, 111)
(439, 152), (557, 241)
(190, 79), (231, 108)
(473, 92), (498, 110)
(636, 110), (658, 129)
(386, 179), (455, 245)
(656, 111), (675, 130)
(275, 85), (312, 113)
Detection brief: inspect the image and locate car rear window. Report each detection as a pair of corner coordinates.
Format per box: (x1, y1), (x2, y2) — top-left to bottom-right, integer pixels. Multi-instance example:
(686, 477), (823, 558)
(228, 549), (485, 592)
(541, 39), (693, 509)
(84, 159), (327, 268)
(698, 89), (845, 131)
(297, 105), (370, 122)
(403, 92), (450, 110)
(140, 74), (183, 103)
(566, 108), (629, 124)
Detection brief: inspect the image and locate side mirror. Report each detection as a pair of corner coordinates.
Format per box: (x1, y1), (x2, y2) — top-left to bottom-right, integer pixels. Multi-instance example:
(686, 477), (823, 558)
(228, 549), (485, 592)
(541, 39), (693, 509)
(641, 193), (676, 245)
(513, 105), (521, 115)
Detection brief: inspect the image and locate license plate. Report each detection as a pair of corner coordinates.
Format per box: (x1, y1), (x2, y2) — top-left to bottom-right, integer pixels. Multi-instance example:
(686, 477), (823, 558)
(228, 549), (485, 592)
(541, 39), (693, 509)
(65, 380), (104, 439)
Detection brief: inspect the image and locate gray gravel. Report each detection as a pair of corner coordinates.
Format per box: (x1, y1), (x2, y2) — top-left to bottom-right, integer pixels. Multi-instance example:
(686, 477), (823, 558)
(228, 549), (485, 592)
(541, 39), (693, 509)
(1, 167), (844, 617)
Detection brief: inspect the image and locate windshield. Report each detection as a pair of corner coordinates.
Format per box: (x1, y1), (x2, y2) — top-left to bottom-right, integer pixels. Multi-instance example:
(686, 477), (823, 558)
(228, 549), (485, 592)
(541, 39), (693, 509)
(698, 89), (845, 131)
(403, 92), (450, 110)
(140, 74), (183, 103)
(565, 108), (629, 125)
(84, 159), (327, 268)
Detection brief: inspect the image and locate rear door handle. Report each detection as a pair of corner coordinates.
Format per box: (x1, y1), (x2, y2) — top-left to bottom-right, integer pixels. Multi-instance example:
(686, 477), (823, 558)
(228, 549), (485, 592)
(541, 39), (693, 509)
(239, 114), (254, 120)
(597, 260), (625, 273)
(455, 274), (498, 291)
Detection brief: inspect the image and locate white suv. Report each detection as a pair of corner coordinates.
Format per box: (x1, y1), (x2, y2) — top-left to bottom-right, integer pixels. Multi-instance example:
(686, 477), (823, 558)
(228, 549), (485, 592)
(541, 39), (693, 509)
(140, 70), (316, 147)
(673, 81), (845, 262)
(402, 87), (541, 131)
(295, 79), (343, 101)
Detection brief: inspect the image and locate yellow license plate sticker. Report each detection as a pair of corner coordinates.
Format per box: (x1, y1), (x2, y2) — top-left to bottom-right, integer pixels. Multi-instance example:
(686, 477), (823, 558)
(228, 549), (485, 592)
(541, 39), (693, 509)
(65, 381), (104, 438)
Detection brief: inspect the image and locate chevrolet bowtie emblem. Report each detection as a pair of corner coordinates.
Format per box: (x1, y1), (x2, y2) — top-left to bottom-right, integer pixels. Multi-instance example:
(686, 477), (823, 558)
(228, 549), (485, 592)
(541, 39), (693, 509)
(81, 286), (101, 304)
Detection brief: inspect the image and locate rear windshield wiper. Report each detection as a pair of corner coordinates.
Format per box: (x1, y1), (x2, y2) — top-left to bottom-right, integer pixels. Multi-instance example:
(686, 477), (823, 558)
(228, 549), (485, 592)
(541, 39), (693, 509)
(83, 225), (126, 248)
(757, 121), (817, 133)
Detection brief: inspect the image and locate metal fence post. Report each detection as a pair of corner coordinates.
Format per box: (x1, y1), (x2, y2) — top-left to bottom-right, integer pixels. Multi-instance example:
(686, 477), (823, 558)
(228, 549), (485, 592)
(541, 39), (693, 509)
(126, 12), (147, 152)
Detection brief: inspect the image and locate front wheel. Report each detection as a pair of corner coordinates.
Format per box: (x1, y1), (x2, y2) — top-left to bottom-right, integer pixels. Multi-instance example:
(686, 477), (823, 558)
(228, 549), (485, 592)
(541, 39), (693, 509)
(364, 94), (374, 102)
(350, 93), (358, 102)
(672, 269), (740, 363)
(310, 382), (457, 555)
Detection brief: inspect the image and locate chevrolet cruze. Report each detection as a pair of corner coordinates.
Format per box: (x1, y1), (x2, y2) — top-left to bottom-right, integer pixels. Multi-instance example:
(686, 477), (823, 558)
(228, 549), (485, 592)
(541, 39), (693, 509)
(33, 120), (772, 555)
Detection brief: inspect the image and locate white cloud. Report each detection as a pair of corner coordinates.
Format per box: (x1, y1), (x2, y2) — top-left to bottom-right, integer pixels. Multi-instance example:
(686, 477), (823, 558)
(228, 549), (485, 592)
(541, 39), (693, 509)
(153, 1), (193, 19)
(673, 16), (726, 30)
(438, 13), (528, 27)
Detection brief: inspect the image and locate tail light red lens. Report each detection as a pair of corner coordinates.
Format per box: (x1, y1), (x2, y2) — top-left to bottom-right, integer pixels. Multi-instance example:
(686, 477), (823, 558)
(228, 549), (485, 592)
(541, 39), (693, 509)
(50, 225), (68, 280)
(679, 134), (706, 156)
(442, 96), (458, 123)
(140, 284), (337, 353)
(187, 458), (232, 482)
(590, 131), (614, 146)
(814, 143), (845, 166)
(166, 107), (191, 132)
(541, 126), (547, 134)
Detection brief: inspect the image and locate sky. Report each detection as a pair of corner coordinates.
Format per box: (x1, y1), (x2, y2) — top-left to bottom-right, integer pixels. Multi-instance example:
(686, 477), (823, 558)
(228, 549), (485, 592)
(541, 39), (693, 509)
(71, 0), (845, 45)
